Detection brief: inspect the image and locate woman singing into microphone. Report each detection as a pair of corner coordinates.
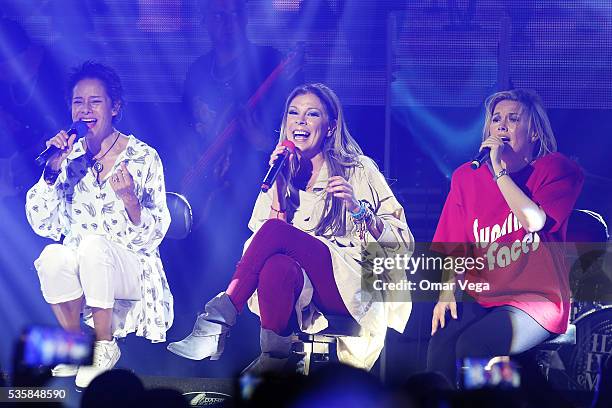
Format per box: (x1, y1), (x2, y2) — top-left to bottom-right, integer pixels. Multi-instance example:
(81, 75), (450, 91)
(25, 61), (172, 388)
(427, 89), (584, 386)
(168, 83), (413, 373)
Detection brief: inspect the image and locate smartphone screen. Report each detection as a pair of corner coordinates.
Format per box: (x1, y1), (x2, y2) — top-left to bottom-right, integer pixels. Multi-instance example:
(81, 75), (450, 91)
(461, 357), (520, 389)
(239, 373), (263, 400)
(20, 326), (94, 367)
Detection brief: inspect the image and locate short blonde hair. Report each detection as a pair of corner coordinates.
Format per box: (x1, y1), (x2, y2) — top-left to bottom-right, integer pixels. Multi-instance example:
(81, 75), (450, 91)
(482, 89), (557, 158)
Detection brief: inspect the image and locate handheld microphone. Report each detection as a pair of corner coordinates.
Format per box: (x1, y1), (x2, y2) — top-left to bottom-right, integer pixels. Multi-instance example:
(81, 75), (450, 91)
(261, 140), (296, 192)
(470, 148), (490, 170)
(35, 121), (88, 166)
(470, 137), (510, 170)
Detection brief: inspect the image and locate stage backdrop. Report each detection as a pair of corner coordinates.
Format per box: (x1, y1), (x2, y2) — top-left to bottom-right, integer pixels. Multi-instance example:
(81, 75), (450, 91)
(1, 0), (610, 381)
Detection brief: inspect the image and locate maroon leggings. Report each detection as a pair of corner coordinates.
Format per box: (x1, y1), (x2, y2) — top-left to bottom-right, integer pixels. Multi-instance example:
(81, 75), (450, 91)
(226, 219), (350, 335)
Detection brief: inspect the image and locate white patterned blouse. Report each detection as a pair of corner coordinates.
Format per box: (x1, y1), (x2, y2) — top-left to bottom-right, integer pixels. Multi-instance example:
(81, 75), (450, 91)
(25, 134), (173, 342)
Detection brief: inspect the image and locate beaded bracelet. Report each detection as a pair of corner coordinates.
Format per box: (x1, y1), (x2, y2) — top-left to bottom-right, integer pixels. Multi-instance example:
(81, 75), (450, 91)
(350, 201), (367, 220)
(351, 200), (374, 243)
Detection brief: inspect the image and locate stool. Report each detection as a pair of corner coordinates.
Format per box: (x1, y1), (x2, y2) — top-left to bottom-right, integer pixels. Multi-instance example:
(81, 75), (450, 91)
(535, 323), (576, 380)
(539, 324), (577, 348)
(165, 192), (193, 239)
(294, 315), (363, 375)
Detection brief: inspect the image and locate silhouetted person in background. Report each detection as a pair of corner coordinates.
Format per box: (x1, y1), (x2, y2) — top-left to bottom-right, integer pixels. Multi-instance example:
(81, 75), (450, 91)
(81, 369), (145, 408)
(165, 0), (302, 352)
(177, 0), (301, 231)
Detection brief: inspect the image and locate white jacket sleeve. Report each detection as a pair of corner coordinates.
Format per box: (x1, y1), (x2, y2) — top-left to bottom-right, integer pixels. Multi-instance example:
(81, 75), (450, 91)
(121, 151), (170, 254)
(25, 174), (68, 241)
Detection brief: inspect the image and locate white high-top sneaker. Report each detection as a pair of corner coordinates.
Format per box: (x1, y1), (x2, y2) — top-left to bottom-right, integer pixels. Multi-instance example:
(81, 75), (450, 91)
(75, 338), (121, 388)
(51, 364), (79, 377)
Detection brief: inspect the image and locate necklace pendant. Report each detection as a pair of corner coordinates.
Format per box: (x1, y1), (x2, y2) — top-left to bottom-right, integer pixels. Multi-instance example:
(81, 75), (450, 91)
(93, 161), (104, 173)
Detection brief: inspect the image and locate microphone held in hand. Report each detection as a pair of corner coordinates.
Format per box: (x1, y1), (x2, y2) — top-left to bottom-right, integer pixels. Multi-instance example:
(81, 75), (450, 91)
(470, 137), (510, 170)
(35, 121), (88, 166)
(470, 147), (490, 170)
(261, 140), (296, 192)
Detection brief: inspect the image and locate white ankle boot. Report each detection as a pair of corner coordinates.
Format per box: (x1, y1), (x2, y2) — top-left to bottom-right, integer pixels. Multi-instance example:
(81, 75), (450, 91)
(241, 328), (296, 376)
(167, 292), (237, 360)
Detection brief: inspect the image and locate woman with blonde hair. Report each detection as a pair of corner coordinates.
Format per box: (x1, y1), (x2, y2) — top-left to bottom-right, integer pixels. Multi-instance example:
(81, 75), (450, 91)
(427, 89), (583, 386)
(168, 83), (413, 372)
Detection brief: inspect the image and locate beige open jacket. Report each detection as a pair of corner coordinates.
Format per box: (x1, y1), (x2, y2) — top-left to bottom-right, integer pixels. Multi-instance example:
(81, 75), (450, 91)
(245, 155), (413, 369)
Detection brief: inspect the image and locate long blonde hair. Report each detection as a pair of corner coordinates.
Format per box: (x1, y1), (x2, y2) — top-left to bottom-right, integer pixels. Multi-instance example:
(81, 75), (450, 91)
(482, 89), (557, 158)
(279, 83), (363, 237)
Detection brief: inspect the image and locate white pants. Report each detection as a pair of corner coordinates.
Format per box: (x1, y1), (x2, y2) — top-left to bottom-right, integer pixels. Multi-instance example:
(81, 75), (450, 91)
(35, 235), (141, 309)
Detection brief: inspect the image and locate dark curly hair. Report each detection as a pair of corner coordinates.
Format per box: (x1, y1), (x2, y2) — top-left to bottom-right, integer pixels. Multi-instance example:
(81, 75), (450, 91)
(66, 61), (124, 118)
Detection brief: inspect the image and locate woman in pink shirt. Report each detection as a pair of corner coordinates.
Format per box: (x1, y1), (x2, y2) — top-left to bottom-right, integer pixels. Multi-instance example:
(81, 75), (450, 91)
(427, 89), (583, 386)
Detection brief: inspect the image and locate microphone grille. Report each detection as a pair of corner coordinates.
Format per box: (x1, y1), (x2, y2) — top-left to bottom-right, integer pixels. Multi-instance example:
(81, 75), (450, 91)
(72, 120), (89, 137)
(281, 140), (296, 152)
